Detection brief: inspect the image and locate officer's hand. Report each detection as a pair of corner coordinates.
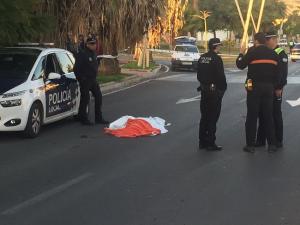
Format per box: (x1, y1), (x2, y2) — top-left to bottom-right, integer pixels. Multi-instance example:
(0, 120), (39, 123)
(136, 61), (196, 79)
(275, 89), (283, 97)
(240, 45), (247, 54)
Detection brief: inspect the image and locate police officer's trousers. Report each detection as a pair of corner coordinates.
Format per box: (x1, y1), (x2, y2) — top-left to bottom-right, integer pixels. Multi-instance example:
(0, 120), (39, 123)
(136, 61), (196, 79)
(256, 94), (283, 144)
(199, 90), (224, 146)
(78, 78), (103, 121)
(246, 83), (276, 146)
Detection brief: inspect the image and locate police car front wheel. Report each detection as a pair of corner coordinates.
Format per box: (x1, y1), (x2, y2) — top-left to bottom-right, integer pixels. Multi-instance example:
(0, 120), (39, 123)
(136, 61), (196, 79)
(23, 103), (43, 138)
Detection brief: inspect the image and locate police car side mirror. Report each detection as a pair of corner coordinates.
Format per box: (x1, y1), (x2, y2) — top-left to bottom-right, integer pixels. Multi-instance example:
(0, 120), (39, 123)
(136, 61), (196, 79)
(48, 72), (61, 80)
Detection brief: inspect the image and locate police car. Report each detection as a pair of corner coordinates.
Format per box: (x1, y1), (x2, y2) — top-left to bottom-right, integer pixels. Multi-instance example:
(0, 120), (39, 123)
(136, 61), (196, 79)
(0, 44), (80, 137)
(171, 44), (201, 71)
(290, 43), (300, 62)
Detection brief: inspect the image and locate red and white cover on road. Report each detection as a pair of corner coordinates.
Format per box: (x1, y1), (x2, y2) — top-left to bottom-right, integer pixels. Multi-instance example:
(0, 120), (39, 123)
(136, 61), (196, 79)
(104, 116), (169, 138)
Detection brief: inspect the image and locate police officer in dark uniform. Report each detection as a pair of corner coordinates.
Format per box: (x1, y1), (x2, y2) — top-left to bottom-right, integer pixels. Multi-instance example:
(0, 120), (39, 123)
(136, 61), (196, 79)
(197, 38), (227, 151)
(74, 36), (109, 125)
(236, 32), (280, 153)
(256, 31), (288, 148)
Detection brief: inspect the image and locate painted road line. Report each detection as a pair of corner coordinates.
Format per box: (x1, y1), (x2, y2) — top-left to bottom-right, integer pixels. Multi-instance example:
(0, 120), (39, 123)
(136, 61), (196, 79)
(103, 80), (151, 96)
(1, 173), (93, 216)
(239, 98), (247, 103)
(286, 98), (300, 107)
(176, 95), (201, 104)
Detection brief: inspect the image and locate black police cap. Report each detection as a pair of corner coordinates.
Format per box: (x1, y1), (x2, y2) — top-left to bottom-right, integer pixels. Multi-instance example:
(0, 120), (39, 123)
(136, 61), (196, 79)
(208, 38), (222, 50)
(265, 30), (277, 38)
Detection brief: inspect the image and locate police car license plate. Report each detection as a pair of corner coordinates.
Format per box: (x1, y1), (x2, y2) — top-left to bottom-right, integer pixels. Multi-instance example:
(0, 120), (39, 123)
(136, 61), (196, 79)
(182, 62), (192, 65)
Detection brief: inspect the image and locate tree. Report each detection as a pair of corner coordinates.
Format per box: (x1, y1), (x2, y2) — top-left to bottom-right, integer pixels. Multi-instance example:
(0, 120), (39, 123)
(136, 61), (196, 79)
(285, 10), (300, 37)
(181, 0), (287, 39)
(0, 0), (52, 45)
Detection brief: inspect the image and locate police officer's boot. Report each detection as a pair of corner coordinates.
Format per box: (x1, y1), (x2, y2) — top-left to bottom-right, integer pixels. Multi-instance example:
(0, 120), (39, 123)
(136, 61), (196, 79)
(199, 142), (207, 150)
(95, 118), (110, 125)
(276, 142), (283, 148)
(243, 145), (255, 153)
(268, 145), (278, 153)
(81, 119), (93, 126)
(206, 144), (223, 151)
(254, 142), (266, 147)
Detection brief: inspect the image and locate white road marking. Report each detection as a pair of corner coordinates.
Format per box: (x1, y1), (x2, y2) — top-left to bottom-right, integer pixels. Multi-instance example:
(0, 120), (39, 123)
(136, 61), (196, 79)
(156, 73), (191, 81)
(1, 173), (93, 216)
(158, 73), (300, 84)
(225, 68), (241, 73)
(176, 95), (201, 104)
(286, 98), (300, 107)
(103, 80), (151, 96)
(239, 98), (247, 103)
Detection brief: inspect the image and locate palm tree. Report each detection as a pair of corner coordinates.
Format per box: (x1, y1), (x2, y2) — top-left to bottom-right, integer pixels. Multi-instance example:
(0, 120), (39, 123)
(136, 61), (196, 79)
(40, 0), (164, 53)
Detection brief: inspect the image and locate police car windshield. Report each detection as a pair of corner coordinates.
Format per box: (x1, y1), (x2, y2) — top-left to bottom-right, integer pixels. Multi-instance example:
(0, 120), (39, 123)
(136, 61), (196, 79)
(175, 46), (198, 53)
(293, 44), (300, 49)
(0, 48), (40, 80)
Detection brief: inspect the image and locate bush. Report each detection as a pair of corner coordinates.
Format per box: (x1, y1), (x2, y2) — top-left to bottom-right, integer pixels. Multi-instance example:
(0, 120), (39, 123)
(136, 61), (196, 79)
(159, 43), (171, 50)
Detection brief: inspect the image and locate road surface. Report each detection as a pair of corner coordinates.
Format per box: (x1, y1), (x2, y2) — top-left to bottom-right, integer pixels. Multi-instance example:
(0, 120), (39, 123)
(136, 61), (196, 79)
(1, 61), (300, 225)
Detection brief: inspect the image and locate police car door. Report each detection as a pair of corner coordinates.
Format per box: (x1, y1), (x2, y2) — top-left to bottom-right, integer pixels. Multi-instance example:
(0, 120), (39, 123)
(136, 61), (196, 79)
(55, 51), (79, 116)
(44, 53), (74, 120)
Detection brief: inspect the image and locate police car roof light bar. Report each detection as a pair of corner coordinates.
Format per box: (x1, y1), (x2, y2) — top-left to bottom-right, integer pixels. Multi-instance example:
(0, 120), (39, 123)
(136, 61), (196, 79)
(17, 42), (55, 48)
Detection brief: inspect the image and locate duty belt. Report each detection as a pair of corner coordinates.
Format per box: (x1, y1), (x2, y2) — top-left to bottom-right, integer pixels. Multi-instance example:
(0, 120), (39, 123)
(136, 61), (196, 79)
(200, 83), (216, 91)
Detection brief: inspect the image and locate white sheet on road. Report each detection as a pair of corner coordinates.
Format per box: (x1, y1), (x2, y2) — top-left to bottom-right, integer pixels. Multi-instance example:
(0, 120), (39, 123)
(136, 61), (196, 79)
(108, 116), (169, 134)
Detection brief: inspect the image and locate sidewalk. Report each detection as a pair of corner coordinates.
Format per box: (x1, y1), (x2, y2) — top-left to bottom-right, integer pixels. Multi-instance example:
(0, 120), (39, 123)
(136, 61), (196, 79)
(100, 64), (163, 94)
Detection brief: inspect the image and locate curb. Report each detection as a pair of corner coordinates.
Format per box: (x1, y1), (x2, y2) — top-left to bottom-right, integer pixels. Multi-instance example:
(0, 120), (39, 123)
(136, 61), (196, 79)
(100, 64), (163, 94)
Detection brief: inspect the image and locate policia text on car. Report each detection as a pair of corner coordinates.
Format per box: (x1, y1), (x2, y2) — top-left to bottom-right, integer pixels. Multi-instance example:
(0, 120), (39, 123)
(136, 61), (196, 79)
(197, 38), (227, 151)
(236, 32), (281, 153)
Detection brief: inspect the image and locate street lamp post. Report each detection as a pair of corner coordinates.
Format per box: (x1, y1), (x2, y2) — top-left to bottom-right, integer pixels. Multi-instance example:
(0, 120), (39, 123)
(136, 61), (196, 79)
(193, 10), (211, 52)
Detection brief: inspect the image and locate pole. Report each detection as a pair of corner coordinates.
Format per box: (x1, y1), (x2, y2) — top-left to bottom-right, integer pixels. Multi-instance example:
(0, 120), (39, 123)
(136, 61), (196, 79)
(234, 0), (245, 28)
(204, 17), (208, 52)
(251, 14), (258, 33)
(256, 0), (266, 32)
(241, 0), (254, 49)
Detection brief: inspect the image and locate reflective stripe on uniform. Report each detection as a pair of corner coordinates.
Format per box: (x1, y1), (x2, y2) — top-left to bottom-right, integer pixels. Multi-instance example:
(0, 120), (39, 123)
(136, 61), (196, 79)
(275, 47), (284, 55)
(249, 59), (278, 66)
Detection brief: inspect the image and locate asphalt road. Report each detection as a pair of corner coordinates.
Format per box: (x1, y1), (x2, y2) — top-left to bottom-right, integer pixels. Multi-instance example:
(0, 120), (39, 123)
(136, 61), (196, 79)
(1, 61), (300, 225)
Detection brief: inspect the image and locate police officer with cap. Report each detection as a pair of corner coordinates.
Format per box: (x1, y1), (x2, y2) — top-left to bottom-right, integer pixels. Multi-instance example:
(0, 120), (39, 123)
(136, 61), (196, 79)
(236, 32), (279, 153)
(197, 38), (227, 151)
(256, 30), (288, 148)
(74, 36), (109, 125)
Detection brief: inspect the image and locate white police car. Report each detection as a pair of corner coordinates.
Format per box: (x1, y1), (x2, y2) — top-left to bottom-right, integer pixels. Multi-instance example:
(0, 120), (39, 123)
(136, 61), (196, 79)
(0, 45), (80, 137)
(171, 44), (201, 71)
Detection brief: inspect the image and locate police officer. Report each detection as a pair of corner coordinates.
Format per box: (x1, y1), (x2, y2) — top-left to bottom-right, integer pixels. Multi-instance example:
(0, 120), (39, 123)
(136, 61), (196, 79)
(236, 32), (280, 153)
(74, 36), (109, 125)
(256, 31), (288, 148)
(197, 38), (227, 151)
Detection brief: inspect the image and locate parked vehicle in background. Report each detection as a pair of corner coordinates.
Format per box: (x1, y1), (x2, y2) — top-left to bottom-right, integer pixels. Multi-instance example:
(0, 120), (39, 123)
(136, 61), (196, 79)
(290, 43), (300, 62)
(171, 44), (201, 71)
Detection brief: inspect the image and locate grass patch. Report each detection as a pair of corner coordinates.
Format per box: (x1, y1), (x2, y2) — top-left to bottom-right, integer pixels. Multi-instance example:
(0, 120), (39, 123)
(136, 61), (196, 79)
(122, 60), (157, 70)
(97, 73), (131, 83)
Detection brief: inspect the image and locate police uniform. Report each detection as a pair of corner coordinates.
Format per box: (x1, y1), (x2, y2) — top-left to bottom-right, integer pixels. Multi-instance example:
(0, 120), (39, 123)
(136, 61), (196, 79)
(73, 37), (108, 125)
(236, 33), (280, 153)
(197, 38), (227, 151)
(256, 37), (288, 147)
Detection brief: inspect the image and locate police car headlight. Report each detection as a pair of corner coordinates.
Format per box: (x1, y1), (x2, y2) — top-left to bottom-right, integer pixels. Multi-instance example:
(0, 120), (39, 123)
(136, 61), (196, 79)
(0, 99), (22, 107)
(2, 90), (26, 98)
